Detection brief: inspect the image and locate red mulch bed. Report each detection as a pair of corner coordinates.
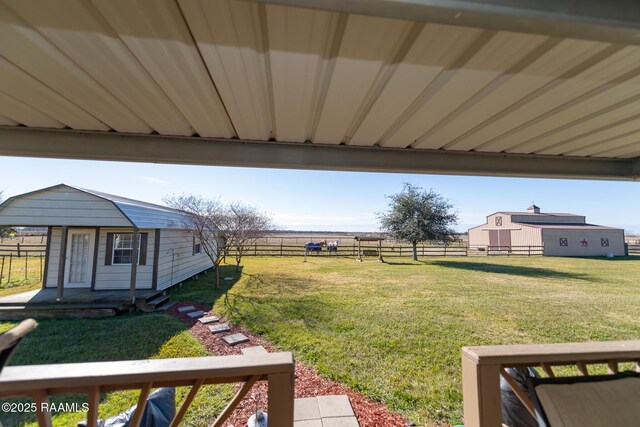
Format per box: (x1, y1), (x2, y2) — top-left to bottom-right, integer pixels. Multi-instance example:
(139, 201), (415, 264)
(168, 301), (410, 426)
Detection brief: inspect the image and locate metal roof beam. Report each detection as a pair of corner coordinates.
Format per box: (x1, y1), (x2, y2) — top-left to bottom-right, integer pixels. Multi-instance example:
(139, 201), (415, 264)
(632, 158), (640, 179)
(252, 0), (640, 46)
(0, 126), (636, 181)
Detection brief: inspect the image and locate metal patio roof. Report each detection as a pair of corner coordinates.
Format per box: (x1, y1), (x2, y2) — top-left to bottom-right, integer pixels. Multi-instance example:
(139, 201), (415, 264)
(0, 0), (639, 180)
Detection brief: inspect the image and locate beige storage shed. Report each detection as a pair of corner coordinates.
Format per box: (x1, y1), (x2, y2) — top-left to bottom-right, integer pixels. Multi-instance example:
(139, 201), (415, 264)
(0, 185), (214, 300)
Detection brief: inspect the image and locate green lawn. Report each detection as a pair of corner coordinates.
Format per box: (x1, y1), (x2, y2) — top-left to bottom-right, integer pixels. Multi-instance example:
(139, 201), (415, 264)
(198, 256), (640, 425)
(0, 313), (234, 426)
(0, 256), (43, 297)
(2, 257), (638, 426)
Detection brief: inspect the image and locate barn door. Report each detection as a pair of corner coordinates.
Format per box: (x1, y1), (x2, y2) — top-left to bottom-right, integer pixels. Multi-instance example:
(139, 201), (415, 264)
(499, 230), (511, 248)
(489, 230), (499, 247)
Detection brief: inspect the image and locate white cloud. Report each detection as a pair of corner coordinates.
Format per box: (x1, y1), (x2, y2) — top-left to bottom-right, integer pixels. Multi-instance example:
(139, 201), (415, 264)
(138, 176), (168, 186)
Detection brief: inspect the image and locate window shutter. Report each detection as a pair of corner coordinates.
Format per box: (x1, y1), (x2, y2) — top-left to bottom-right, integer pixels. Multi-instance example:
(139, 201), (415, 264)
(192, 235), (196, 256)
(139, 233), (148, 265)
(105, 233), (114, 265)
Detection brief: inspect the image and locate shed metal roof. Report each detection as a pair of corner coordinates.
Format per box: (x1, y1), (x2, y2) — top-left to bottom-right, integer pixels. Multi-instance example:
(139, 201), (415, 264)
(0, 0), (639, 180)
(0, 184), (186, 229)
(518, 222), (623, 230)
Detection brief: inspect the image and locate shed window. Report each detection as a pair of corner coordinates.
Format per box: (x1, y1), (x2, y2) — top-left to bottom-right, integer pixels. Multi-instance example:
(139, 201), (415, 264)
(495, 216), (502, 226)
(559, 238), (568, 247)
(113, 234), (141, 265)
(194, 243), (202, 254)
(601, 238), (609, 247)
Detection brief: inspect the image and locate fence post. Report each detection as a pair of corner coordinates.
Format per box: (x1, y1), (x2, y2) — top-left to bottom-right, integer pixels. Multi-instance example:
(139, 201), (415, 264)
(444, 244), (447, 257)
(17, 243), (21, 258)
(0, 255), (4, 284)
(280, 243), (283, 257)
(528, 246), (531, 256)
(254, 244), (257, 256)
(40, 252), (44, 280)
(24, 253), (28, 280)
(7, 253), (12, 283)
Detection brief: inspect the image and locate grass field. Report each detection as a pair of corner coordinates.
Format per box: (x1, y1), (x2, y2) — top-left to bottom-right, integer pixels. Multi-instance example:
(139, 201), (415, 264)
(1, 256), (638, 426)
(200, 256), (640, 425)
(0, 314), (234, 426)
(0, 256), (44, 297)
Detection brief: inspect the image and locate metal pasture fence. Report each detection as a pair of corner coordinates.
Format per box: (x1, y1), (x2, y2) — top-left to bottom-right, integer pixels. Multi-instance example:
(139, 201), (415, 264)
(225, 243), (471, 258)
(628, 244), (640, 255)
(0, 244), (46, 286)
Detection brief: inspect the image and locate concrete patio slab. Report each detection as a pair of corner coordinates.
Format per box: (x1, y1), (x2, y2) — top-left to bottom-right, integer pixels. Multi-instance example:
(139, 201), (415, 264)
(293, 419), (322, 427)
(322, 417), (360, 427)
(294, 397), (321, 421)
(242, 346), (268, 356)
(294, 396), (359, 427)
(294, 420), (323, 427)
(317, 395), (354, 418)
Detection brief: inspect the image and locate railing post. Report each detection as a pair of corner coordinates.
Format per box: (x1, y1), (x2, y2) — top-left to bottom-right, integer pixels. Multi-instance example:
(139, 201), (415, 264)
(462, 353), (502, 427)
(268, 371), (295, 426)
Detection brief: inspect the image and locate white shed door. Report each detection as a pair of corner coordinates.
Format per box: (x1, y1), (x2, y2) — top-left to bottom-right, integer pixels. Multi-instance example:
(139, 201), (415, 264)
(65, 229), (94, 288)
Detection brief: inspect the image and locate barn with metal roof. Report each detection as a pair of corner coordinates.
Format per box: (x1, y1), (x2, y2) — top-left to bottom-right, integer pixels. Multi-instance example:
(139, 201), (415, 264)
(468, 204), (626, 256)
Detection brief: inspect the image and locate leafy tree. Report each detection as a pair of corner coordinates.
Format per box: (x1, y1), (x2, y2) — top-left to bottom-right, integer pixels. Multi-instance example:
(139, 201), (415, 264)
(164, 194), (227, 289)
(225, 203), (274, 272)
(378, 183), (458, 261)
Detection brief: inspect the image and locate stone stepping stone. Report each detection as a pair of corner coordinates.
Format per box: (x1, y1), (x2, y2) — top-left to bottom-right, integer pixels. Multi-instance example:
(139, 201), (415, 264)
(208, 323), (231, 334)
(198, 315), (219, 324)
(177, 306), (196, 313)
(222, 333), (249, 346)
(242, 346), (268, 355)
(224, 277), (234, 281)
(186, 310), (206, 318)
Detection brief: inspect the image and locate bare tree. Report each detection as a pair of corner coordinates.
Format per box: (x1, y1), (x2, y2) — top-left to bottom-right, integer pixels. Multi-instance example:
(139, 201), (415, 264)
(226, 203), (274, 271)
(164, 194), (227, 289)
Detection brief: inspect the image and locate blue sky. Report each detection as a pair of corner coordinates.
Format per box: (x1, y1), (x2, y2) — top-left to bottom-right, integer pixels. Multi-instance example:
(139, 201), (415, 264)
(1, 156), (638, 234)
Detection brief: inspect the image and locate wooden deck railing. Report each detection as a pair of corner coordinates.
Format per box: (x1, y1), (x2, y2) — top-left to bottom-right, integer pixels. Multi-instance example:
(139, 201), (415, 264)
(0, 352), (295, 427)
(461, 340), (640, 427)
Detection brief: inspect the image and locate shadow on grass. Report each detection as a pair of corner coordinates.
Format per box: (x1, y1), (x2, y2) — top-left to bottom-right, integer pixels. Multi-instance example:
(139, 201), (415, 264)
(431, 260), (594, 280)
(574, 256), (640, 262)
(386, 260), (427, 266)
(168, 265), (243, 307)
(0, 313), (192, 426)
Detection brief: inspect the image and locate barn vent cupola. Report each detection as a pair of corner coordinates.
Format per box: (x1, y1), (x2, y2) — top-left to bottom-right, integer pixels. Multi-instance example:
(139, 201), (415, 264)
(527, 204), (540, 214)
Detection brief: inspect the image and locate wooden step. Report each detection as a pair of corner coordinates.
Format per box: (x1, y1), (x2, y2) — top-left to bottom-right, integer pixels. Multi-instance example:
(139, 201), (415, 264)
(137, 295), (171, 313)
(142, 290), (165, 303)
(155, 301), (177, 312)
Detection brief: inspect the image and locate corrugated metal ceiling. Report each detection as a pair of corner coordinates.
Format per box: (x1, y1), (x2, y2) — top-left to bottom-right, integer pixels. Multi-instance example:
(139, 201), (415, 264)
(1, 0), (640, 163)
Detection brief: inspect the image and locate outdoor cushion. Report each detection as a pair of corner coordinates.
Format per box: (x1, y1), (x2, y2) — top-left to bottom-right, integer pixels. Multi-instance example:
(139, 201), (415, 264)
(500, 367), (539, 427)
(77, 387), (175, 427)
(529, 372), (640, 427)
